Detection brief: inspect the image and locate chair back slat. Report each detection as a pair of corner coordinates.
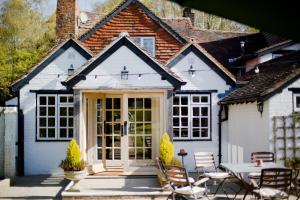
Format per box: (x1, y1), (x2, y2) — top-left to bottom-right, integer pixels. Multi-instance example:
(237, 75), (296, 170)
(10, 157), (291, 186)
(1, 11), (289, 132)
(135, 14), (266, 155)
(165, 165), (189, 187)
(251, 152), (274, 163)
(260, 168), (292, 190)
(194, 152), (216, 170)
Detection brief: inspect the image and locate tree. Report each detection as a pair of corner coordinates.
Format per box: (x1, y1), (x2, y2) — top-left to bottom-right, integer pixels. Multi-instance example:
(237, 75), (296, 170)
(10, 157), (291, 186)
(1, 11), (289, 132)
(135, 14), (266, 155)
(0, 0), (55, 103)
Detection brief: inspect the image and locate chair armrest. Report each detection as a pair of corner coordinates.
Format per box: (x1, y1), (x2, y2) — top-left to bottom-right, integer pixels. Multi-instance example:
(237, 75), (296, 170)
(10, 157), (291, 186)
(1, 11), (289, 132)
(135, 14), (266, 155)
(194, 177), (210, 186)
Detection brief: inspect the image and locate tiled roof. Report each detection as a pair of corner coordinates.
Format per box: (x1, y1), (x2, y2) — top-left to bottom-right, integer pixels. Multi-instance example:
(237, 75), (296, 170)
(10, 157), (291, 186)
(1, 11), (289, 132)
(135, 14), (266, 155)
(200, 32), (289, 74)
(220, 51), (300, 104)
(78, 11), (104, 36)
(162, 18), (250, 43)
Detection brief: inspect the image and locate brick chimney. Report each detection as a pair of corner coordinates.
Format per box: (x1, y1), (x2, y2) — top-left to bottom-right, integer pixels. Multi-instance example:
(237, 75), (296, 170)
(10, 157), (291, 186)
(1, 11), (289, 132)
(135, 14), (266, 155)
(183, 7), (195, 26)
(56, 0), (78, 40)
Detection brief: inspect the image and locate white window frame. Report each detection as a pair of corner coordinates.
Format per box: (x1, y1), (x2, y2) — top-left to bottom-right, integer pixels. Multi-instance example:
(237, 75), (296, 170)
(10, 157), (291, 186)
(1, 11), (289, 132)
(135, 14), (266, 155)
(293, 93), (300, 112)
(173, 94), (211, 140)
(58, 95), (74, 140)
(131, 36), (155, 56)
(37, 94), (74, 141)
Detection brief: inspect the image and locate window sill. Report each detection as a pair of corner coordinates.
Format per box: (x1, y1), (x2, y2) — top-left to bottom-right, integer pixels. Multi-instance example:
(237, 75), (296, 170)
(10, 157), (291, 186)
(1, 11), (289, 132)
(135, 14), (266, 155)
(173, 139), (212, 142)
(35, 139), (72, 142)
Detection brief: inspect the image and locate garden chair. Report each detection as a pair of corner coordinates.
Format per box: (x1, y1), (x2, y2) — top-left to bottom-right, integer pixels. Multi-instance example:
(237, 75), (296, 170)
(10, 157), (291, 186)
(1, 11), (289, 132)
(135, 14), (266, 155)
(155, 157), (196, 185)
(194, 152), (231, 198)
(164, 165), (210, 200)
(250, 168), (292, 199)
(249, 151), (275, 180)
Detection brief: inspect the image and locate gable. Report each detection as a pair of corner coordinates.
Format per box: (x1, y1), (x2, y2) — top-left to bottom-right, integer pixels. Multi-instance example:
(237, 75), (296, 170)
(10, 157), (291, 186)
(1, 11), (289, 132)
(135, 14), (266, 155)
(80, 0), (186, 63)
(11, 39), (93, 93)
(167, 45), (236, 86)
(64, 37), (184, 89)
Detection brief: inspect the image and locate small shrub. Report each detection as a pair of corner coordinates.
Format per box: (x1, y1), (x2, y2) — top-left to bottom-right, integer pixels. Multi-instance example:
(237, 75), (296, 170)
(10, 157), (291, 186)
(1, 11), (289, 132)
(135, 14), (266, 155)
(59, 139), (86, 171)
(169, 158), (182, 167)
(159, 133), (174, 165)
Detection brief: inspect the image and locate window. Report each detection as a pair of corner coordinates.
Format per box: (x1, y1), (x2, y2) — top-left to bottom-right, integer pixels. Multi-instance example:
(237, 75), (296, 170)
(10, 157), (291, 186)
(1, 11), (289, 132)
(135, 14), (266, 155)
(294, 93), (300, 112)
(37, 94), (74, 140)
(131, 37), (155, 56)
(173, 94), (211, 140)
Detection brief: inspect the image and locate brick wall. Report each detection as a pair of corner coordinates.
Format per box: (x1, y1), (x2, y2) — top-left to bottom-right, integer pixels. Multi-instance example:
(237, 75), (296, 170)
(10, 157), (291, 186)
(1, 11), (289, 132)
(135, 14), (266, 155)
(56, 0), (78, 39)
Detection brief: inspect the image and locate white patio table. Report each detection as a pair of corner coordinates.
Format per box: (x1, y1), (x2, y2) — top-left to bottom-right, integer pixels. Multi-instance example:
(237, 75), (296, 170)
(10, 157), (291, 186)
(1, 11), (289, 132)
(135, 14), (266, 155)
(220, 162), (284, 200)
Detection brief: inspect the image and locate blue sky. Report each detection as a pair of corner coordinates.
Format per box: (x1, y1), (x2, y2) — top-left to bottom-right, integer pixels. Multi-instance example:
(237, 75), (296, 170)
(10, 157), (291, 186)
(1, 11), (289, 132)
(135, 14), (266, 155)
(0, 0), (106, 16)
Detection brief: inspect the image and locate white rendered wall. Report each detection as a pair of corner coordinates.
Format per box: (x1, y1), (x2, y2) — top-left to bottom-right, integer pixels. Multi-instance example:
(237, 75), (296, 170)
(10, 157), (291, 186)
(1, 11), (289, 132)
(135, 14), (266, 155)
(5, 97), (18, 106)
(170, 51), (232, 171)
(74, 46), (173, 90)
(226, 103), (270, 163)
(20, 47), (88, 175)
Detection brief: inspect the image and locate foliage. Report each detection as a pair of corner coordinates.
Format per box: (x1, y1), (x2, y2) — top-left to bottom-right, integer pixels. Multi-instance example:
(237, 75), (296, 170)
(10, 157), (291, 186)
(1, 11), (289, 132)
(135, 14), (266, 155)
(59, 139), (86, 171)
(93, 0), (256, 32)
(286, 157), (300, 169)
(0, 0), (55, 104)
(159, 133), (174, 165)
(169, 158), (182, 167)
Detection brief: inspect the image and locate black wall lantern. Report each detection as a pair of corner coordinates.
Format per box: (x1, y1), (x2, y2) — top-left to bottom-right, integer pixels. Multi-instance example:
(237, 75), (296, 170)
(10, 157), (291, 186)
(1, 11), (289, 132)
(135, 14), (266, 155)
(188, 65), (196, 77)
(121, 66), (129, 80)
(68, 64), (74, 75)
(257, 101), (264, 115)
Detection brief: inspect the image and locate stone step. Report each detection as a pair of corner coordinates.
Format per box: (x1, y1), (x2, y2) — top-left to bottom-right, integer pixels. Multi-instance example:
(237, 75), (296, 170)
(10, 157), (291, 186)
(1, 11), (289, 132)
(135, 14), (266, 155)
(105, 166), (124, 172)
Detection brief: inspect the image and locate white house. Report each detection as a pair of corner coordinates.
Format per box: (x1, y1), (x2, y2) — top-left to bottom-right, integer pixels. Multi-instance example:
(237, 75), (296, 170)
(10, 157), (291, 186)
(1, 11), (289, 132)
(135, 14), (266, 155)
(6, 0), (300, 175)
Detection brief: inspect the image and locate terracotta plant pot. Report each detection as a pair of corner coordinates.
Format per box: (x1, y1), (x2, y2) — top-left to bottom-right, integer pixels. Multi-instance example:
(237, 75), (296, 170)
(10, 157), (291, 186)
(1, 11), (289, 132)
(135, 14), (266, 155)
(65, 170), (86, 192)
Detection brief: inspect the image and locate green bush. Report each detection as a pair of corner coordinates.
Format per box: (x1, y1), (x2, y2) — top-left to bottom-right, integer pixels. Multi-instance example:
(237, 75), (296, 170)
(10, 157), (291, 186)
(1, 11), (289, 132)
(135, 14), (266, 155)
(159, 133), (174, 165)
(286, 157), (300, 169)
(59, 139), (86, 171)
(169, 158), (182, 167)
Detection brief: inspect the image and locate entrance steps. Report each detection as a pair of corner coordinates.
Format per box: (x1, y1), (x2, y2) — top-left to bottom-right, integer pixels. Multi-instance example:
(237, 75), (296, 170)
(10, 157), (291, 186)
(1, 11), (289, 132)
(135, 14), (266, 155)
(105, 166), (124, 172)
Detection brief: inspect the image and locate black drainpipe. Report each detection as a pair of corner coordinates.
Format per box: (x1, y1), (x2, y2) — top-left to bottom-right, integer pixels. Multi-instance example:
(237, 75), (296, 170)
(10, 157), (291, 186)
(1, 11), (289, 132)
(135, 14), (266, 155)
(218, 104), (228, 164)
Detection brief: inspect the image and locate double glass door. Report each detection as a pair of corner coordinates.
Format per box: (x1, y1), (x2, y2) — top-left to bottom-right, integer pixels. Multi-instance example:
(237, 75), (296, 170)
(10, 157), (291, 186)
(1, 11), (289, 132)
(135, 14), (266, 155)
(96, 95), (153, 167)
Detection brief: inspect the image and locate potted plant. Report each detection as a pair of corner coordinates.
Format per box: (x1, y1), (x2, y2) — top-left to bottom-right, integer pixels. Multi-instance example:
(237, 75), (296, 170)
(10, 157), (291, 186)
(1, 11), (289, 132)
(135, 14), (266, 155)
(59, 139), (87, 192)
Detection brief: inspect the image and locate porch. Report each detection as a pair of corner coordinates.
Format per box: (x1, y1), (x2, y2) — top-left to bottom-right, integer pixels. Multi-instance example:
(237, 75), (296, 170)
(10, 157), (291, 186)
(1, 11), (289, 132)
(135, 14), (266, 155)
(77, 90), (172, 174)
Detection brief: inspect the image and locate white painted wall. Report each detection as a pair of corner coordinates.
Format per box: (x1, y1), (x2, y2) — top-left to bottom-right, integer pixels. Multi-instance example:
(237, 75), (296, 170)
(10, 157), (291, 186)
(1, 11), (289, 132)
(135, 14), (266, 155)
(74, 46), (173, 90)
(5, 97), (18, 106)
(19, 47), (88, 175)
(170, 51), (232, 171)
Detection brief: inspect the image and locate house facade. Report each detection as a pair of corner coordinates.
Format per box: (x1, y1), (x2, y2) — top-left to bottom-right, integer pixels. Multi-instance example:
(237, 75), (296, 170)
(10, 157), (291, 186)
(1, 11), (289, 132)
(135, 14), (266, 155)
(6, 0), (300, 175)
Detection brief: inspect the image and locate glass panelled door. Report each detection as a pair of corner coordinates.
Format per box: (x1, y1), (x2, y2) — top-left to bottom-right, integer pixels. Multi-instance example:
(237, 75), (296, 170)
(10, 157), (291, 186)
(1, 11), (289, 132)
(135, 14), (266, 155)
(128, 98), (152, 160)
(105, 97), (122, 164)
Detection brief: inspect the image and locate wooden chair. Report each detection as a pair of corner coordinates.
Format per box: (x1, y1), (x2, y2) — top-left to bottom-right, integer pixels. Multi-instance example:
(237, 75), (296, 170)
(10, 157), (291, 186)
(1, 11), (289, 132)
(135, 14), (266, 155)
(194, 152), (231, 198)
(251, 168), (293, 199)
(164, 165), (209, 200)
(249, 151), (275, 179)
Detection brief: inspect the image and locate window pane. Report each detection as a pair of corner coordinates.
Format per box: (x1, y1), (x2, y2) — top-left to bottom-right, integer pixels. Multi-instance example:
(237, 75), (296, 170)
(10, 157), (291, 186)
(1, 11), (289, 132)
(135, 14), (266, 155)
(173, 128), (179, 137)
(181, 117), (188, 126)
(68, 96), (74, 103)
(297, 96), (300, 108)
(145, 110), (151, 122)
(173, 96), (179, 105)
(136, 98), (143, 109)
(173, 107), (179, 116)
(114, 124), (121, 135)
(68, 118), (74, 127)
(129, 123), (135, 134)
(201, 96), (209, 103)
(60, 117), (67, 127)
(97, 136), (102, 147)
(193, 118), (199, 127)
(201, 107), (208, 116)
(68, 107), (74, 116)
(201, 129), (209, 137)
(193, 128), (200, 137)
(128, 98), (135, 109)
(201, 118), (208, 127)
(48, 97), (55, 105)
(113, 111), (121, 122)
(136, 123), (143, 135)
(48, 117), (55, 127)
(106, 149), (112, 160)
(114, 149), (121, 160)
(114, 136), (121, 147)
(145, 148), (152, 159)
(39, 128), (46, 138)
(106, 136), (113, 147)
(192, 96), (200, 103)
(114, 98), (120, 109)
(136, 136), (143, 147)
(39, 96), (46, 105)
(106, 98), (112, 109)
(181, 128), (188, 137)
(145, 123), (151, 135)
(40, 107), (46, 116)
(173, 117), (179, 126)
(48, 107), (55, 116)
(136, 111), (143, 121)
(69, 128), (73, 138)
(181, 96), (188, 105)
(39, 118), (46, 126)
(60, 107), (67, 116)
(129, 148), (135, 160)
(144, 98), (151, 109)
(97, 149), (102, 160)
(129, 110), (135, 122)
(48, 128), (55, 138)
(60, 96), (67, 103)
(106, 124), (112, 134)
(129, 136), (135, 147)
(181, 107), (188, 116)
(136, 148), (143, 160)
(144, 136), (152, 147)
(193, 107), (199, 116)
(60, 128), (67, 138)
(143, 38), (154, 55)
(106, 111), (112, 122)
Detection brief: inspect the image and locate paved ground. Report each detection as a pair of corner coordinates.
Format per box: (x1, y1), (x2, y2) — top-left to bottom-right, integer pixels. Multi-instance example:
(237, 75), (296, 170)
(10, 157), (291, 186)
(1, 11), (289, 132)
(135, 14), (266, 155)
(0, 174), (298, 200)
